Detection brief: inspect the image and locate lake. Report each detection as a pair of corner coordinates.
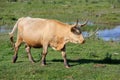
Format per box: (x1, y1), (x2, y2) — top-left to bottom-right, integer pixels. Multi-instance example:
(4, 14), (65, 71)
(83, 25), (120, 41)
(97, 25), (120, 41)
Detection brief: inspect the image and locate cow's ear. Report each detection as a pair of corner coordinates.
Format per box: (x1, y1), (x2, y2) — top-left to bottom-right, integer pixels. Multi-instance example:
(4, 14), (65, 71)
(71, 27), (76, 33)
(71, 27), (81, 35)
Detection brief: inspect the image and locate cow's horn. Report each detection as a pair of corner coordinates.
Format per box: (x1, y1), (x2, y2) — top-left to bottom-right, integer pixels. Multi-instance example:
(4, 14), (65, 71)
(74, 19), (79, 27)
(80, 20), (88, 27)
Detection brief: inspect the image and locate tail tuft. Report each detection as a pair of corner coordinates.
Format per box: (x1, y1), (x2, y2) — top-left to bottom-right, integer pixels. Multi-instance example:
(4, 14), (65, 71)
(9, 33), (14, 42)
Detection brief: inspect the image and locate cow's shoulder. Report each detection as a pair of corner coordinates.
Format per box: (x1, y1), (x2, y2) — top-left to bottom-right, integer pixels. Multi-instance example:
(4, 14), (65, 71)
(50, 36), (65, 50)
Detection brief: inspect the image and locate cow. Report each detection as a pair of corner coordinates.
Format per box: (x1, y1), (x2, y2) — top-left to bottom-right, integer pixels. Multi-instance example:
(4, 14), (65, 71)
(9, 17), (87, 68)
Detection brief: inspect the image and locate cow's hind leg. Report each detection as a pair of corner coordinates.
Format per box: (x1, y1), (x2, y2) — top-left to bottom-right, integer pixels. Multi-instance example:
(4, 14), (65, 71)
(13, 37), (22, 63)
(61, 46), (70, 68)
(25, 44), (35, 63)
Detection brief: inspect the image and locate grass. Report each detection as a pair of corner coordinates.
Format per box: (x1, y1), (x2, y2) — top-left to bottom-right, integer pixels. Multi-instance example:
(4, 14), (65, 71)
(0, 0), (120, 27)
(0, 33), (120, 80)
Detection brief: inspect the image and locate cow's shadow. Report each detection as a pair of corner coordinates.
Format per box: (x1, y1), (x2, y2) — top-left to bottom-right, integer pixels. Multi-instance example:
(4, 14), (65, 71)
(49, 53), (120, 66)
(50, 57), (120, 67)
(51, 56), (120, 66)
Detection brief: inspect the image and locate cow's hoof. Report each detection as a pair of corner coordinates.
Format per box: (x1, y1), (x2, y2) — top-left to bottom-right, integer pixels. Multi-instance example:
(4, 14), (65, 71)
(41, 63), (46, 66)
(12, 56), (18, 63)
(31, 61), (35, 64)
(30, 60), (35, 64)
(65, 66), (70, 68)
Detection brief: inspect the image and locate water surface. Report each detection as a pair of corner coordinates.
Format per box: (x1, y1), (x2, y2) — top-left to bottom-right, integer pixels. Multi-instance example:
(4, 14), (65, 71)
(97, 25), (120, 41)
(0, 25), (11, 33)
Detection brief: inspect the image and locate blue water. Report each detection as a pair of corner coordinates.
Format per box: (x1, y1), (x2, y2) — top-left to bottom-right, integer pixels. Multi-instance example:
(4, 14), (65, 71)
(97, 25), (120, 41)
(83, 25), (120, 41)
(0, 25), (11, 33)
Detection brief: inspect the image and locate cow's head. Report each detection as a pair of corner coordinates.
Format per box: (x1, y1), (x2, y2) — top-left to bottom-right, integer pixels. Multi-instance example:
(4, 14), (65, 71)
(69, 20), (87, 44)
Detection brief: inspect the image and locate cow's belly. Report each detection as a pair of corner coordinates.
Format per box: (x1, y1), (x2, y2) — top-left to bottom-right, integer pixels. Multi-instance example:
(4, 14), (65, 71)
(22, 35), (43, 48)
(25, 40), (42, 48)
(30, 44), (42, 48)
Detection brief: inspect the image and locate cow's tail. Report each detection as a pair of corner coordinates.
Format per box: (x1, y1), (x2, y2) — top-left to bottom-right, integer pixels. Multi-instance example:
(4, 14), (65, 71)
(9, 17), (24, 47)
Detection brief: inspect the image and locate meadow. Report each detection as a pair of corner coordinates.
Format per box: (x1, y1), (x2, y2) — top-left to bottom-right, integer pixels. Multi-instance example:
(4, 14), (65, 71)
(0, 33), (120, 80)
(0, 0), (120, 26)
(0, 0), (120, 80)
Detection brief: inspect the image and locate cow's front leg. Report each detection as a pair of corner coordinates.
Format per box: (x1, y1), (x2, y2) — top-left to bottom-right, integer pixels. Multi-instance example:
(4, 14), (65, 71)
(61, 46), (70, 68)
(41, 44), (48, 66)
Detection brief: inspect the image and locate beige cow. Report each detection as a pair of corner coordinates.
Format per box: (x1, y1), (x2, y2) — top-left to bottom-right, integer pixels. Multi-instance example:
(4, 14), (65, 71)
(9, 17), (87, 68)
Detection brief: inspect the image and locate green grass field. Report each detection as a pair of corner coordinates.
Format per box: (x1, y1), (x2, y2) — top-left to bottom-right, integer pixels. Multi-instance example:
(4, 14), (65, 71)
(0, 33), (120, 80)
(0, 0), (120, 80)
(0, 0), (120, 26)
